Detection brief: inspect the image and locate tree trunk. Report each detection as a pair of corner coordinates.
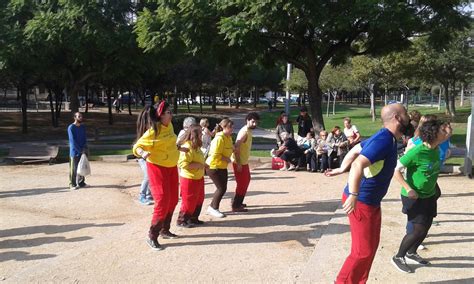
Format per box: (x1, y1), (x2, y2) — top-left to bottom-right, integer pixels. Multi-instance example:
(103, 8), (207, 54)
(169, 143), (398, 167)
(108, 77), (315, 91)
(305, 70), (324, 132)
(173, 86), (178, 115)
(68, 83), (80, 113)
(332, 91), (336, 115)
(20, 86), (28, 134)
(84, 84), (89, 113)
(460, 83), (464, 107)
(48, 89), (58, 127)
(449, 81), (456, 117)
(212, 92), (217, 111)
(128, 90), (132, 115)
(106, 88), (113, 125)
(443, 83), (451, 116)
(370, 88), (376, 122)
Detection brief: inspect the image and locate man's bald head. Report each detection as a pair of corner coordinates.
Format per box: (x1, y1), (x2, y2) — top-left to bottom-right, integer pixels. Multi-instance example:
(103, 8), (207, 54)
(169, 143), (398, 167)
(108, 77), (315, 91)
(381, 103), (410, 138)
(381, 103), (405, 124)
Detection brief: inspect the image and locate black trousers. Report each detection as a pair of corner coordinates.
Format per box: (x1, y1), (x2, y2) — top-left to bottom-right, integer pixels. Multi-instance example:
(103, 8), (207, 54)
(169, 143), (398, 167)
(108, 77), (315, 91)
(69, 156), (85, 187)
(206, 168), (228, 209)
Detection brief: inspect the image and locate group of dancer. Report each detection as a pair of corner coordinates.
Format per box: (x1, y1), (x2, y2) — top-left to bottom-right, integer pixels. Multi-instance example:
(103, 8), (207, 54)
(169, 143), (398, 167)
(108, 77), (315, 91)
(326, 103), (452, 283)
(132, 101), (260, 250)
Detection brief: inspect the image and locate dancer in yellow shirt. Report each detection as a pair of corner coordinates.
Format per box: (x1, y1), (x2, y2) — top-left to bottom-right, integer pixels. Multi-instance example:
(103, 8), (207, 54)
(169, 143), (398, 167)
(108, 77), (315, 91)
(177, 125), (206, 227)
(231, 112), (260, 212)
(205, 118), (234, 218)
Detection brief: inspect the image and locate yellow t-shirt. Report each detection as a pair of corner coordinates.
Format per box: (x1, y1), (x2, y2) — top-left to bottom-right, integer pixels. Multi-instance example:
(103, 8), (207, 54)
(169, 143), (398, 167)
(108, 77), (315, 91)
(231, 125), (252, 165)
(132, 123), (179, 167)
(206, 132), (233, 169)
(178, 141), (205, 180)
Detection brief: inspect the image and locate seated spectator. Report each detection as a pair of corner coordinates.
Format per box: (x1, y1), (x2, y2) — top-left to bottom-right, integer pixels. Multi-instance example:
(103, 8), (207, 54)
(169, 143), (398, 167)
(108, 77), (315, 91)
(314, 130), (330, 172)
(327, 126), (349, 169)
(297, 131), (316, 171)
(275, 113), (294, 146)
(343, 117), (361, 148)
(272, 132), (302, 171)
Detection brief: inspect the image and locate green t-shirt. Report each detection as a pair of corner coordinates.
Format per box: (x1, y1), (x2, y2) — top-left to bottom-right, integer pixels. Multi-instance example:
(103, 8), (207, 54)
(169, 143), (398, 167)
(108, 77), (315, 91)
(400, 143), (440, 198)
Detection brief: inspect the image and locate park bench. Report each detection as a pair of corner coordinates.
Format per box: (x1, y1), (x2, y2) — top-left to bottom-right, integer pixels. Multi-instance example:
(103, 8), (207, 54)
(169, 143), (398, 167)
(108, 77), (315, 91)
(5, 144), (59, 164)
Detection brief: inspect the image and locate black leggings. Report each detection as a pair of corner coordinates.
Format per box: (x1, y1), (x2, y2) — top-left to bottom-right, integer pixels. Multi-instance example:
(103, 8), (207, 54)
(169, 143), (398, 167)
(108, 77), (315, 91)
(397, 219), (433, 257)
(206, 168), (228, 210)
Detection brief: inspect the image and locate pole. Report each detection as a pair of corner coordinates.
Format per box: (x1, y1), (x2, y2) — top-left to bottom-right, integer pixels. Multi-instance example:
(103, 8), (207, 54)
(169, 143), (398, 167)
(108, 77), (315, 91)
(285, 63), (291, 115)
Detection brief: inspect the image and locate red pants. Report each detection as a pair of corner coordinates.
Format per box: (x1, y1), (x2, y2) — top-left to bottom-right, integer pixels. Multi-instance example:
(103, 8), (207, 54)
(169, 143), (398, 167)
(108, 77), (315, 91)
(232, 163), (251, 197)
(147, 162), (179, 225)
(336, 194), (381, 284)
(179, 177), (205, 215)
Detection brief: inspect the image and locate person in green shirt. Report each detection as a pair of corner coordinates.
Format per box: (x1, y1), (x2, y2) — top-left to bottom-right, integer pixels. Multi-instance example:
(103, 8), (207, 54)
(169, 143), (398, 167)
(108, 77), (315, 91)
(391, 120), (450, 273)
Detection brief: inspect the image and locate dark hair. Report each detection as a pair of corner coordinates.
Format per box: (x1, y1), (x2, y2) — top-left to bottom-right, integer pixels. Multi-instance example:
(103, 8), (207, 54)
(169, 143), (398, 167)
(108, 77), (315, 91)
(246, 112), (260, 121)
(183, 125), (202, 149)
(409, 110), (421, 123)
(136, 106), (152, 142)
(419, 120), (443, 144)
(331, 126), (341, 135)
(149, 101), (170, 135)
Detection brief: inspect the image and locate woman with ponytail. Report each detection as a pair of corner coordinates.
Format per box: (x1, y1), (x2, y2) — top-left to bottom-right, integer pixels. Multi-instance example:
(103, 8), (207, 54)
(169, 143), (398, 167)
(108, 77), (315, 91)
(205, 118), (234, 218)
(133, 101), (187, 251)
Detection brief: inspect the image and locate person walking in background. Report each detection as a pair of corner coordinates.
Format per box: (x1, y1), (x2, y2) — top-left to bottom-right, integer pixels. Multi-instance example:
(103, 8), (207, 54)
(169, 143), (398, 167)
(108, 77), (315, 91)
(177, 117), (197, 146)
(343, 117), (361, 149)
(296, 106), (313, 142)
(275, 113), (294, 147)
(205, 118), (234, 218)
(391, 120), (449, 273)
(133, 101), (187, 251)
(325, 104), (413, 283)
(200, 118), (212, 158)
(135, 106), (154, 205)
(68, 112), (88, 190)
(177, 125), (206, 227)
(231, 112), (260, 212)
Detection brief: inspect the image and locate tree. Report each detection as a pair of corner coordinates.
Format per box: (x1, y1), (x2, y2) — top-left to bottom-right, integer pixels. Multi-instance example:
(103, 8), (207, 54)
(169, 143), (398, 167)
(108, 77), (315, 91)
(136, 1), (470, 131)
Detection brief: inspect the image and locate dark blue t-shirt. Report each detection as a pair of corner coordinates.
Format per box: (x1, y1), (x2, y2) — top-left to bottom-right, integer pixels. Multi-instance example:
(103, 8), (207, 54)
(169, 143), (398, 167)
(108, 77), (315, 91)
(68, 124), (87, 157)
(343, 128), (398, 206)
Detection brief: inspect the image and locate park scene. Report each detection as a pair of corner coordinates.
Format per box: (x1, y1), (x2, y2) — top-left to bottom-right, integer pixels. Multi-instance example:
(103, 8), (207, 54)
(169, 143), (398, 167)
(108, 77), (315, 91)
(0, 1), (473, 283)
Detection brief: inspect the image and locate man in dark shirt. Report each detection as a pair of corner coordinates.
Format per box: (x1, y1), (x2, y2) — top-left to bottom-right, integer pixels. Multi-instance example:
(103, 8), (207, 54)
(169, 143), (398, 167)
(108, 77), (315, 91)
(68, 112), (88, 190)
(296, 106), (313, 139)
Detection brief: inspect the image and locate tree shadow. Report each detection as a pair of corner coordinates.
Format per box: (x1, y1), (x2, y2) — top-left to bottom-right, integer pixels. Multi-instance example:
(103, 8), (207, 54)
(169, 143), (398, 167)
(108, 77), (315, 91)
(0, 251), (56, 263)
(0, 222), (124, 238)
(419, 278), (474, 284)
(0, 236), (92, 250)
(204, 190), (289, 200)
(0, 187), (68, 199)
(423, 238), (474, 246)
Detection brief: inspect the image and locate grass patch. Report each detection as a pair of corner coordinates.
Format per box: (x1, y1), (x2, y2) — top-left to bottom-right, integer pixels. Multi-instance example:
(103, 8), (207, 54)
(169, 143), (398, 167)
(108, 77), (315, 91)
(250, 150), (271, 157)
(259, 104), (471, 147)
(444, 157), (465, 166)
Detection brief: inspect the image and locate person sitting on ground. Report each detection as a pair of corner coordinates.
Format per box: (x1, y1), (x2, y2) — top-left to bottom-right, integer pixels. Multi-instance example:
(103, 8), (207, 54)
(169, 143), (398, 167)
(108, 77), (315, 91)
(298, 131), (316, 171)
(314, 130), (330, 172)
(273, 132), (302, 171)
(275, 113), (294, 146)
(177, 116), (197, 146)
(327, 126), (349, 169)
(343, 117), (361, 149)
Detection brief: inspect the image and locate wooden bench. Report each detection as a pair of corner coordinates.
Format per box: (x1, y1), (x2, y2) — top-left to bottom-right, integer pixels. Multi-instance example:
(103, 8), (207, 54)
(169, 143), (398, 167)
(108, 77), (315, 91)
(6, 144), (59, 164)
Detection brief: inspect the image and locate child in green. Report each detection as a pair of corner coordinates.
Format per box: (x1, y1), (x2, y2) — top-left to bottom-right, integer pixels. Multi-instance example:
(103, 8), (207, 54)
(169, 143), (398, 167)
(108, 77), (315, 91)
(391, 120), (449, 274)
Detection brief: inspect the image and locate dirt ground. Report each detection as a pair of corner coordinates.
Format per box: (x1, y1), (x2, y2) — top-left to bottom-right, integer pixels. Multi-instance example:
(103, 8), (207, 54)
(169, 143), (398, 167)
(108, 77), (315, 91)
(0, 160), (473, 283)
(0, 160), (346, 283)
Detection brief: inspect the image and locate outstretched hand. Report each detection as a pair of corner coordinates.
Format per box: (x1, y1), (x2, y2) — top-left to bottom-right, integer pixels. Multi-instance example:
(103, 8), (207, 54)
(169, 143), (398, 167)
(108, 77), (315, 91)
(324, 168), (343, 177)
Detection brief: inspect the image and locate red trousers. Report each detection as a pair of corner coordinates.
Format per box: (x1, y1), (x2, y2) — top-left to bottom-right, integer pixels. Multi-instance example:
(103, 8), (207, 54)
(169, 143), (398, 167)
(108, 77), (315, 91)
(232, 163), (251, 197)
(147, 162), (179, 225)
(179, 177), (205, 215)
(336, 194), (381, 284)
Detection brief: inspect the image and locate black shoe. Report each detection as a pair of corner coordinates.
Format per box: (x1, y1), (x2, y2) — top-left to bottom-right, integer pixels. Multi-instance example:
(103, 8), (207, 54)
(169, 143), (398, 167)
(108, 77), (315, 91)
(177, 222), (193, 228)
(391, 256), (413, 273)
(78, 183), (87, 188)
(146, 238), (163, 251)
(405, 253), (430, 265)
(160, 231), (179, 239)
(189, 219), (205, 225)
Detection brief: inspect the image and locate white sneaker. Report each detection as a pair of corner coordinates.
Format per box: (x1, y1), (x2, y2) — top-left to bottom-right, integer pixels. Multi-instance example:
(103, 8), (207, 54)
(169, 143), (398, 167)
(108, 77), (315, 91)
(207, 206), (226, 218)
(418, 244), (426, 250)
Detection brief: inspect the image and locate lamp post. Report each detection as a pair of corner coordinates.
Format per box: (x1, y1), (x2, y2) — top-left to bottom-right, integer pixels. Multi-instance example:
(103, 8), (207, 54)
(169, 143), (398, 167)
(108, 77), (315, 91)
(285, 63), (291, 115)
